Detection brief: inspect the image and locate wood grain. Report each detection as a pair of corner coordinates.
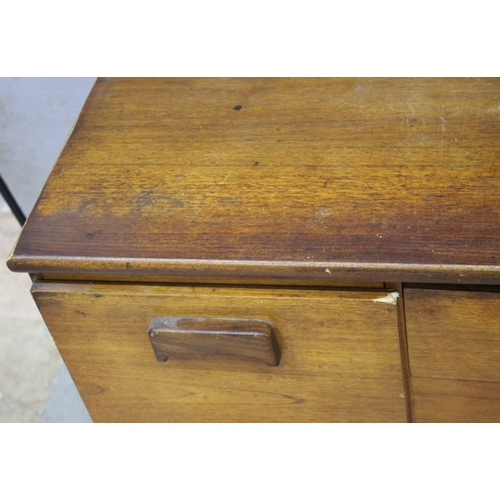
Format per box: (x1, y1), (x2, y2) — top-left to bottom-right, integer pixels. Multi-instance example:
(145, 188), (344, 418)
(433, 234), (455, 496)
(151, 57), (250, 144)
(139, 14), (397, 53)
(32, 281), (406, 422)
(405, 288), (500, 381)
(412, 378), (500, 423)
(148, 316), (280, 366)
(8, 78), (500, 284)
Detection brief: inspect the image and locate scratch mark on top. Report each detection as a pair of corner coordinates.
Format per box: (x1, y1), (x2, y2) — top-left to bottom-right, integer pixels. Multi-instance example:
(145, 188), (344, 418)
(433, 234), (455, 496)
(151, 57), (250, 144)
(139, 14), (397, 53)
(439, 116), (447, 136)
(487, 105), (500, 114)
(219, 173), (231, 185)
(275, 232), (297, 260)
(462, 101), (468, 135)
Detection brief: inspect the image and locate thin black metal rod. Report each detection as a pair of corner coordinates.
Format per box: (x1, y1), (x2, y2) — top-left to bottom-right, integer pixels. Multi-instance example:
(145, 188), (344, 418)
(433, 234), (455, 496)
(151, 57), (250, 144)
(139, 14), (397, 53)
(0, 175), (26, 226)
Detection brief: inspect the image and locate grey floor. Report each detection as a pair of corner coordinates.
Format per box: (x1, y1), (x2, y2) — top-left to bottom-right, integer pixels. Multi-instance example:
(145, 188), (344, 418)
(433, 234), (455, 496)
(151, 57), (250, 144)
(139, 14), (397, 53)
(0, 198), (92, 422)
(0, 77), (95, 423)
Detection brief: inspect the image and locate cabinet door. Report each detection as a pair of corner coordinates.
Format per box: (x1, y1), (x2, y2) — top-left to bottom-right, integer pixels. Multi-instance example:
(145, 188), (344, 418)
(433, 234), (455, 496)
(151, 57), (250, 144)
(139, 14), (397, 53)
(406, 288), (500, 422)
(33, 281), (406, 422)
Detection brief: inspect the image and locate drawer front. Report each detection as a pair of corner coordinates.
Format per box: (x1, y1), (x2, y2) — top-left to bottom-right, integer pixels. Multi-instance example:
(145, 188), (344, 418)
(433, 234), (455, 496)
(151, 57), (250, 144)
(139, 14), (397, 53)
(33, 282), (406, 422)
(412, 378), (500, 423)
(405, 288), (500, 422)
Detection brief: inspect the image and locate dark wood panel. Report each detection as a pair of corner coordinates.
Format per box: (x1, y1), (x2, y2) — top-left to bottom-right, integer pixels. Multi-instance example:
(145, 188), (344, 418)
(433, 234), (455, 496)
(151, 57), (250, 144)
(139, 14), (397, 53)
(8, 78), (500, 283)
(38, 273), (384, 288)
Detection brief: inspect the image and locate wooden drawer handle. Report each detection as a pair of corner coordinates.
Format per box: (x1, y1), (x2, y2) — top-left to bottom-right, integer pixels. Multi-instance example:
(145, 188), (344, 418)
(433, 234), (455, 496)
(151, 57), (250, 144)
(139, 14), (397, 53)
(148, 316), (281, 366)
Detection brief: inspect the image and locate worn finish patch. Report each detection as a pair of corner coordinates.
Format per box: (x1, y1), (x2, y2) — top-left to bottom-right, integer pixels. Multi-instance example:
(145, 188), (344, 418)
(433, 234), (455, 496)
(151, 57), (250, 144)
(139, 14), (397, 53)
(373, 291), (399, 305)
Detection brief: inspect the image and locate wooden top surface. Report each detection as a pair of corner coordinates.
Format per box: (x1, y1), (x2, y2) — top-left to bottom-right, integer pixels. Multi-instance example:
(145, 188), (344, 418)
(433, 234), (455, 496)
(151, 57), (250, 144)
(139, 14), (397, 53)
(8, 78), (500, 284)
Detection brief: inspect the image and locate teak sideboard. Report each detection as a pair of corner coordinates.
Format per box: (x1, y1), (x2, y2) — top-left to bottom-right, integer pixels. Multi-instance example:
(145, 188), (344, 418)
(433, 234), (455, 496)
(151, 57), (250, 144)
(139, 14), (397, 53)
(8, 78), (500, 422)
